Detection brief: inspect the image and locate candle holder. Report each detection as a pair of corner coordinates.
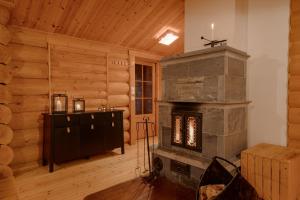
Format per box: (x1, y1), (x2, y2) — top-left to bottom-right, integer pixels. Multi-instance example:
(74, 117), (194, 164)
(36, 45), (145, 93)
(73, 98), (85, 113)
(52, 94), (68, 114)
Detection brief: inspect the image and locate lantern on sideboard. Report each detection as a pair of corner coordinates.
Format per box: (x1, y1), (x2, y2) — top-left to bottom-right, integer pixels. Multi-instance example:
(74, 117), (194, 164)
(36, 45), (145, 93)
(73, 98), (85, 113)
(52, 94), (68, 114)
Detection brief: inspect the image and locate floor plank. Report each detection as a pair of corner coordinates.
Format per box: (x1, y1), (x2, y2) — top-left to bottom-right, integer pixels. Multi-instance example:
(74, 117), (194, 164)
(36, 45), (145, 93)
(84, 177), (196, 200)
(15, 137), (158, 200)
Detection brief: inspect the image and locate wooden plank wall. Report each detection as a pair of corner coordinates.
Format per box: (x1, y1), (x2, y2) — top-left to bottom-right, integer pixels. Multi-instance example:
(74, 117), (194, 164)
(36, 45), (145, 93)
(288, 0), (300, 148)
(6, 26), (159, 175)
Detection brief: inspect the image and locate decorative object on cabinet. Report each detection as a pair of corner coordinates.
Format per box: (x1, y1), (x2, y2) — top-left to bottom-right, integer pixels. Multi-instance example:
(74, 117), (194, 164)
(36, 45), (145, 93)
(52, 93), (68, 114)
(73, 98), (85, 113)
(43, 110), (125, 172)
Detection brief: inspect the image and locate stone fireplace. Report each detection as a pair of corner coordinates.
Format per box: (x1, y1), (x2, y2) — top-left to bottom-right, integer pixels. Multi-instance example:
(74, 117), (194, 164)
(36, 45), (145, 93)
(153, 46), (249, 189)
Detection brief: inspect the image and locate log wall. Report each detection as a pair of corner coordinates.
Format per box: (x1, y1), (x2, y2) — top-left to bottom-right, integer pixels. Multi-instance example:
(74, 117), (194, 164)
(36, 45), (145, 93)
(0, 0), (19, 199)
(7, 26), (160, 174)
(288, 0), (300, 148)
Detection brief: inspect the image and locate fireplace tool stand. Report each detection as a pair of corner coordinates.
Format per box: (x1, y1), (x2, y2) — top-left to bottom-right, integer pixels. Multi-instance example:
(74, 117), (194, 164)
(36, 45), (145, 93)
(135, 117), (159, 184)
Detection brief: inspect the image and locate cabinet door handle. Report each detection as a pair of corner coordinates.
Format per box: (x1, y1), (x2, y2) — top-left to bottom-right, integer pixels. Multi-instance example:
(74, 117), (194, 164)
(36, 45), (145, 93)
(91, 124), (94, 130)
(67, 116), (71, 122)
(67, 127), (71, 133)
(112, 122), (115, 127)
(91, 114), (94, 119)
(112, 113), (115, 118)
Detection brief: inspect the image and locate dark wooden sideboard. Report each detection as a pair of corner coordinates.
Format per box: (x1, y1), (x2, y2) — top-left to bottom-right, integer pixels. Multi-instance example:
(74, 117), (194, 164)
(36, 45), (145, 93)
(43, 110), (124, 172)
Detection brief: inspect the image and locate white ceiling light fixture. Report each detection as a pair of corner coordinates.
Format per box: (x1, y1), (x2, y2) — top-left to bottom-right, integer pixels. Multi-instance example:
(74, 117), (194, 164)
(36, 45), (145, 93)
(159, 32), (179, 45)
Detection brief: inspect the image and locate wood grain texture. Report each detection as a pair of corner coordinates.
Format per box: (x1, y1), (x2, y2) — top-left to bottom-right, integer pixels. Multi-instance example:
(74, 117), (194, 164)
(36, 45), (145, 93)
(9, 0), (184, 56)
(0, 84), (12, 104)
(0, 124), (13, 145)
(0, 104), (12, 124)
(0, 24), (11, 45)
(9, 111), (43, 130)
(0, 165), (13, 179)
(0, 63), (13, 84)
(288, 0), (300, 147)
(10, 61), (48, 79)
(9, 128), (42, 148)
(0, 43), (11, 64)
(0, 5), (10, 25)
(9, 43), (48, 63)
(11, 144), (41, 165)
(0, 145), (14, 165)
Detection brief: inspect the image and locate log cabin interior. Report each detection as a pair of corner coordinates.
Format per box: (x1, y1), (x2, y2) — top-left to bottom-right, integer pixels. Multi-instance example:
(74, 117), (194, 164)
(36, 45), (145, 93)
(0, 0), (299, 199)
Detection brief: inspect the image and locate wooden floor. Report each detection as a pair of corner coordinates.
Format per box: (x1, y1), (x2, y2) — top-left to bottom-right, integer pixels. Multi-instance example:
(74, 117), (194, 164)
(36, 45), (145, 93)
(85, 177), (195, 200)
(15, 137), (158, 200)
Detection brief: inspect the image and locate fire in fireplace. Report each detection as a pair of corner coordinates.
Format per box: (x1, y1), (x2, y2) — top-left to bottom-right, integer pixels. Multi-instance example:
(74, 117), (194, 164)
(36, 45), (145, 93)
(171, 111), (202, 152)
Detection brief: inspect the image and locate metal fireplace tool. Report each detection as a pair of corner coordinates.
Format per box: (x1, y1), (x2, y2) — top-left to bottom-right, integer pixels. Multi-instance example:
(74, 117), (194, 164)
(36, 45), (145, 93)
(135, 117), (162, 184)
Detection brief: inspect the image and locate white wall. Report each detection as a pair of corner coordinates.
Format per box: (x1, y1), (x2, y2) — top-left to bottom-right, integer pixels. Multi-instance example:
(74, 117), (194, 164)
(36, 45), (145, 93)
(247, 0), (289, 146)
(185, 0), (290, 147)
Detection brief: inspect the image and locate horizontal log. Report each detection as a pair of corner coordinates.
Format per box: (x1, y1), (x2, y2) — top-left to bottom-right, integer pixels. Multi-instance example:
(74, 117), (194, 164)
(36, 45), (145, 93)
(108, 82), (129, 95)
(0, 104), (11, 124)
(11, 160), (40, 176)
(289, 57), (300, 75)
(0, 165), (13, 179)
(9, 128), (42, 148)
(290, 42), (300, 56)
(52, 79), (106, 91)
(0, 43), (11, 64)
(108, 63), (129, 71)
(52, 70), (106, 81)
(0, 145), (13, 165)
(9, 95), (49, 113)
(9, 111), (43, 130)
(52, 50), (106, 65)
(124, 131), (130, 143)
(0, 177), (18, 199)
(10, 61), (48, 79)
(9, 43), (48, 63)
(289, 76), (300, 91)
(289, 108), (300, 123)
(0, 63), (12, 84)
(0, 24), (10, 45)
(52, 45), (107, 57)
(108, 70), (129, 82)
(9, 26), (47, 48)
(85, 99), (107, 109)
(288, 138), (300, 149)
(0, 5), (10, 25)
(123, 119), (130, 131)
(11, 144), (41, 165)
(107, 95), (129, 107)
(0, 84), (12, 104)
(9, 78), (49, 95)
(0, 124), (13, 145)
(51, 61), (106, 74)
(117, 106), (129, 118)
(67, 90), (107, 99)
(289, 91), (300, 107)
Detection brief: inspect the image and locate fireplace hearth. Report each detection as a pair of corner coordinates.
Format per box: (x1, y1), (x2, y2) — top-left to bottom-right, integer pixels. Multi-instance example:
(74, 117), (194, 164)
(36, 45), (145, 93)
(153, 46), (249, 189)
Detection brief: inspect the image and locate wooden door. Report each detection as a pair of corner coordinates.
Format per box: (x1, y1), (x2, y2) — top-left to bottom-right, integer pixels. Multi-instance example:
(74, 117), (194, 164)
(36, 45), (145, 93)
(134, 62), (156, 139)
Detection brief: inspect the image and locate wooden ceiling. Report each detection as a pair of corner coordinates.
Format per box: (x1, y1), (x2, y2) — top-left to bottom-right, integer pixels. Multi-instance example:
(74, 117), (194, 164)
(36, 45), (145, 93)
(9, 0), (184, 56)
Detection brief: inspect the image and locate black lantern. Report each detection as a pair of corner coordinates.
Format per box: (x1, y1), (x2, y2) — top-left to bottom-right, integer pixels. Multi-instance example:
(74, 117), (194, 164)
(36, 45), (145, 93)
(52, 94), (68, 114)
(73, 98), (85, 113)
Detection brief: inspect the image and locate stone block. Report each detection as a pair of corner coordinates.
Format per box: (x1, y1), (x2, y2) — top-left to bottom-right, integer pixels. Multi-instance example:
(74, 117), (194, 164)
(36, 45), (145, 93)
(189, 56), (224, 77)
(162, 63), (189, 80)
(161, 127), (172, 149)
(225, 75), (246, 102)
(159, 104), (172, 127)
(202, 108), (224, 136)
(228, 57), (245, 77)
(226, 107), (246, 134)
(202, 133), (218, 158)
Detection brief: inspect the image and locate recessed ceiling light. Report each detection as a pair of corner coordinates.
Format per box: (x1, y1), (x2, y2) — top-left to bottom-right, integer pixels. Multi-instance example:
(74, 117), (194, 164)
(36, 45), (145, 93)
(159, 32), (179, 45)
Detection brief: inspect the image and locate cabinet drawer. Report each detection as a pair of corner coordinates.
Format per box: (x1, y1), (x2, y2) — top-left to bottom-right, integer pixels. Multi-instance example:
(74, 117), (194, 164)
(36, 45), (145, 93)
(53, 115), (79, 127)
(54, 126), (80, 163)
(80, 113), (98, 125)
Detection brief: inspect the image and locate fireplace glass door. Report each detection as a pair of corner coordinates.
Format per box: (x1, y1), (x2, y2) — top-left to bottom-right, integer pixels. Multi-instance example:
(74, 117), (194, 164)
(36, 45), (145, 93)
(171, 111), (202, 152)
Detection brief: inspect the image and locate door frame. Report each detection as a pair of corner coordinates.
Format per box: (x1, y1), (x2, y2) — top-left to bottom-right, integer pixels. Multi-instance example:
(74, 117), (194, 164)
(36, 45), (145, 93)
(129, 53), (161, 144)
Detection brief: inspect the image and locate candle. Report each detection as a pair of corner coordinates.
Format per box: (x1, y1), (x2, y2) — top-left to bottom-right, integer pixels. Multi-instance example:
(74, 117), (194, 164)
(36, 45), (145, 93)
(211, 23), (215, 41)
(56, 99), (62, 111)
(75, 103), (81, 111)
(175, 117), (181, 142)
